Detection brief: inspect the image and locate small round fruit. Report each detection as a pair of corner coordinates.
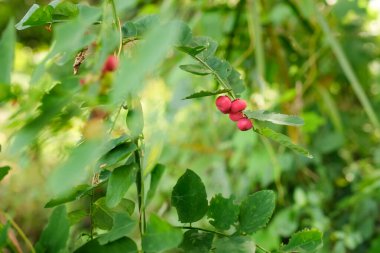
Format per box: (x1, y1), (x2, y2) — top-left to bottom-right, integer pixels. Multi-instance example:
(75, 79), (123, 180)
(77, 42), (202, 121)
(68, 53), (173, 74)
(215, 95), (232, 114)
(230, 98), (247, 113)
(229, 111), (244, 121)
(102, 55), (118, 73)
(237, 118), (253, 131)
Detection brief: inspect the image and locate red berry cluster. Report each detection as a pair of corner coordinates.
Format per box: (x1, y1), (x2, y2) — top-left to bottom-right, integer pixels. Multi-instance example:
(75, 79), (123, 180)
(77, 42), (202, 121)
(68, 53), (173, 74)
(215, 96), (253, 131)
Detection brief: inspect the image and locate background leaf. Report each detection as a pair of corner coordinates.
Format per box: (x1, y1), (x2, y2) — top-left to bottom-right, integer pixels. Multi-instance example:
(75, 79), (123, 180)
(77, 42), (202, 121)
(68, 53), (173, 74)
(0, 19), (15, 85)
(280, 229), (323, 252)
(146, 164), (165, 205)
(0, 166), (11, 182)
(97, 213), (136, 245)
(182, 89), (231, 100)
(207, 194), (239, 230)
(74, 237), (137, 253)
(245, 110), (304, 126)
(179, 230), (214, 253)
(214, 236), (256, 253)
(179, 64), (212, 76)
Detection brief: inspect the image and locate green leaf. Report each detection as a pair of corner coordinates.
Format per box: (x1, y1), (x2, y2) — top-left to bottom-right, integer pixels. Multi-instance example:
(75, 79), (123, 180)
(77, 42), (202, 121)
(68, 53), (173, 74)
(98, 213), (136, 245)
(35, 206), (70, 253)
(0, 166), (11, 182)
(122, 14), (160, 40)
(191, 36), (218, 59)
(68, 209), (88, 225)
(45, 184), (92, 208)
(214, 236), (255, 253)
(179, 64), (211, 76)
(239, 190), (276, 234)
(253, 126), (313, 158)
(0, 19), (16, 84)
(126, 100), (144, 139)
(0, 221), (10, 247)
(179, 230), (214, 253)
(16, 4), (51, 30)
(146, 164), (165, 205)
(245, 110), (304, 126)
(75, 237), (137, 253)
(142, 214), (183, 252)
(52, 2), (79, 18)
(98, 142), (137, 170)
(207, 194), (239, 231)
(106, 164), (137, 208)
(93, 197), (135, 230)
(171, 169), (208, 223)
(176, 45), (206, 57)
(183, 89), (231, 100)
(280, 229), (323, 252)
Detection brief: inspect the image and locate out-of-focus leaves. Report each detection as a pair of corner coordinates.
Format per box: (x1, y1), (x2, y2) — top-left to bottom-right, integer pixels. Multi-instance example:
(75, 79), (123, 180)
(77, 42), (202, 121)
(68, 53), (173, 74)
(142, 214), (183, 252)
(171, 169), (208, 223)
(0, 221), (10, 247)
(106, 164), (137, 208)
(125, 100), (144, 139)
(98, 142), (137, 170)
(122, 14), (160, 40)
(253, 126), (313, 158)
(179, 64), (212, 76)
(182, 89), (231, 100)
(97, 213), (136, 245)
(45, 184), (92, 208)
(239, 190), (276, 234)
(214, 236), (256, 253)
(280, 229), (323, 252)
(35, 205), (70, 253)
(146, 164), (165, 205)
(245, 110), (304, 126)
(0, 19), (15, 85)
(0, 166), (11, 182)
(74, 237), (137, 253)
(68, 209), (87, 225)
(207, 194), (239, 231)
(179, 230), (214, 253)
(52, 2), (79, 18)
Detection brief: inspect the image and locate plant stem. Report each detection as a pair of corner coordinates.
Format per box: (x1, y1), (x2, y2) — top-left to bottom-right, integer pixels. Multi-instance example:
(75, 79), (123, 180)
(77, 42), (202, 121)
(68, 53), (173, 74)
(256, 243), (271, 253)
(135, 140), (146, 236)
(0, 211), (36, 253)
(177, 226), (228, 237)
(109, 0), (123, 56)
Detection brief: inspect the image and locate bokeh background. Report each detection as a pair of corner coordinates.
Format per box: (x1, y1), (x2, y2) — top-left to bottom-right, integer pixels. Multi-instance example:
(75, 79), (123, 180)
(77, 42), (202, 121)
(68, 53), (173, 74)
(1, 0), (380, 252)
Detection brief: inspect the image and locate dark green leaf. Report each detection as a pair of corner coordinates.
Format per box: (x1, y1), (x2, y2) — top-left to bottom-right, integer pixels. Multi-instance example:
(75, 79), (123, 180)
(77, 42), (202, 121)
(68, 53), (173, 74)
(280, 229), (323, 252)
(239, 190), (276, 234)
(45, 184), (92, 208)
(142, 214), (183, 252)
(146, 164), (165, 205)
(182, 89), (231, 100)
(179, 64), (211, 76)
(214, 236), (255, 253)
(207, 194), (239, 230)
(93, 197), (135, 230)
(0, 166), (11, 182)
(98, 213), (136, 245)
(179, 230), (213, 253)
(122, 14), (160, 40)
(245, 110), (304, 126)
(35, 206), (70, 253)
(0, 19), (16, 84)
(0, 221), (10, 247)
(98, 142), (137, 170)
(106, 164), (137, 208)
(171, 169), (208, 223)
(75, 237), (137, 253)
(176, 45), (206, 57)
(126, 100), (144, 139)
(16, 4), (51, 30)
(253, 126), (313, 158)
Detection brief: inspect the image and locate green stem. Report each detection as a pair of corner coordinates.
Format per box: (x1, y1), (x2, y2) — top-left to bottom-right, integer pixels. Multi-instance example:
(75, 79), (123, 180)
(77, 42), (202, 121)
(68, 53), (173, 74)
(314, 4), (380, 129)
(177, 226), (228, 237)
(135, 140), (146, 237)
(109, 0), (123, 56)
(0, 211), (36, 253)
(256, 243), (271, 253)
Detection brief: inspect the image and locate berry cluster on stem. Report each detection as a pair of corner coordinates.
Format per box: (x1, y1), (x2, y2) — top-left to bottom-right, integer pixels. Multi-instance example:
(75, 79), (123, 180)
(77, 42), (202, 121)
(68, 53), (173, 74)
(215, 96), (253, 131)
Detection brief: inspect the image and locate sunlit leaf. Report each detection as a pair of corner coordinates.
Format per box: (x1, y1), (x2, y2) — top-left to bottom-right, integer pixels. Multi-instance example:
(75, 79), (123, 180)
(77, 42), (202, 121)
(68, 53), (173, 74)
(280, 229), (323, 252)
(182, 89), (231, 100)
(245, 110), (304, 126)
(0, 19), (16, 84)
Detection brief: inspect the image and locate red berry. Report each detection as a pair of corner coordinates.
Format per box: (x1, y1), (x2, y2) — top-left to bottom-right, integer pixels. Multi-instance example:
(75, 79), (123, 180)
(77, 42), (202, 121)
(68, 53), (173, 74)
(229, 111), (244, 121)
(230, 99), (247, 113)
(215, 96), (232, 114)
(102, 55), (118, 73)
(237, 118), (253, 131)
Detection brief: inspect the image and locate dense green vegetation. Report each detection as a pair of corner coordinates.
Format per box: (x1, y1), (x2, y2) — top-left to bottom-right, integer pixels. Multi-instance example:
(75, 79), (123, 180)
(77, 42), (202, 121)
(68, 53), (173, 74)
(1, 0), (380, 252)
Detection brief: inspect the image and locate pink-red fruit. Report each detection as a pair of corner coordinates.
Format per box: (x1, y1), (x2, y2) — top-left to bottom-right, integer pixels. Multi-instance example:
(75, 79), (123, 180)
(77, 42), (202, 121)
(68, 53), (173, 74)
(229, 112), (244, 121)
(102, 55), (118, 73)
(230, 99), (247, 113)
(215, 96), (232, 114)
(237, 118), (253, 131)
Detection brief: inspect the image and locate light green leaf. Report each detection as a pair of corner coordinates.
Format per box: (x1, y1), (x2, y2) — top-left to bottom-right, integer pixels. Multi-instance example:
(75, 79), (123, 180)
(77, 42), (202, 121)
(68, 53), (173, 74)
(239, 190), (276, 234)
(35, 206), (70, 253)
(98, 213), (136, 245)
(74, 237), (137, 253)
(179, 230), (214, 253)
(171, 169), (208, 223)
(53, 2), (79, 18)
(214, 236), (255, 253)
(68, 209), (88, 225)
(142, 215), (183, 252)
(0, 19), (15, 85)
(0, 221), (10, 247)
(183, 89), (231, 100)
(179, 64), (212, 76)
(125, 100), (144, 139)
(253, 126), (313, 158)
(176, 45), (206, 57)
(106, 164), (137, 208)
(146, 164), (165, 205)
(0, 166), (11, 182)
(45, 184), (92, 208)
(16, 4), (51, 30)
(280, 229), (323, 252)
(98, 142), (137, 170)
(207, 194), (239, 231)
(245, 110), (304, 126)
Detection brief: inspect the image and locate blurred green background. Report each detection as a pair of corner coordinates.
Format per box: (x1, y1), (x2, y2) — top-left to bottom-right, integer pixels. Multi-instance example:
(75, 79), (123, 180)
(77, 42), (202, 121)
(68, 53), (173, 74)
(1, 0), (380, 252)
